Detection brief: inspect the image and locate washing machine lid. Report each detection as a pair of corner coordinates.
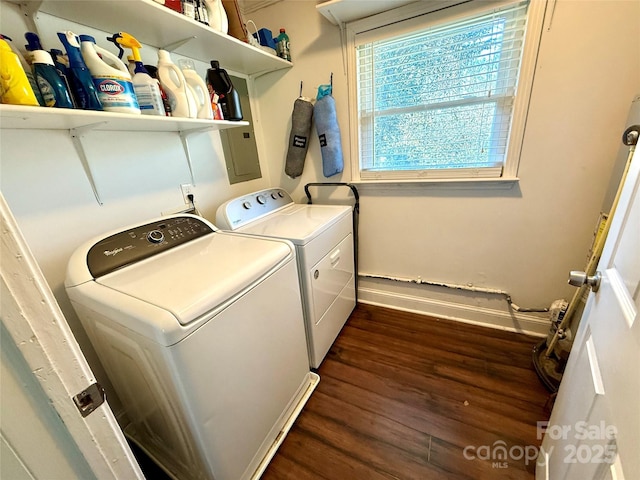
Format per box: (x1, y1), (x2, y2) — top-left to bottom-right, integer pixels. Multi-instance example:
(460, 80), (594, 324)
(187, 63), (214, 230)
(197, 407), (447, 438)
(96, 232), (293, 325)
(237, 204), (351, 245)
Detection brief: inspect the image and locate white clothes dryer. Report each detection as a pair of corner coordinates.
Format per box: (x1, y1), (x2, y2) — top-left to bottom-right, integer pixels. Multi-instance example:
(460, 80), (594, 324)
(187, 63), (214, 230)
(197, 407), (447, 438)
(216, 188), (356, 369)
(65, 214), (318, 480)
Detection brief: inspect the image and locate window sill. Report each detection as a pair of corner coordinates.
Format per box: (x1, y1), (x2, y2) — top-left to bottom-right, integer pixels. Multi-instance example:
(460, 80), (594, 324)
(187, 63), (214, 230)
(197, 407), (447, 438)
(351, 176), (520, 190)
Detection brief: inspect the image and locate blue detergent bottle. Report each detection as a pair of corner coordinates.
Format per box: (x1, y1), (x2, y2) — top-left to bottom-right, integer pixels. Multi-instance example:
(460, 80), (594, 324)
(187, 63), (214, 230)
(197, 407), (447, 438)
(25, 33), (73, 108)
(57, 31), (102, 111)
(30, 50), (74, 108)
(50, 48), (78, 108)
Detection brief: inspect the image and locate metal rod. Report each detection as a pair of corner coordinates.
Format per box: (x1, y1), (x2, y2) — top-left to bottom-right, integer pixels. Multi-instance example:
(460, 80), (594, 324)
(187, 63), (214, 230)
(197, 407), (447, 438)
(545, 142), (636, 356)
(304, 183), (360, 303)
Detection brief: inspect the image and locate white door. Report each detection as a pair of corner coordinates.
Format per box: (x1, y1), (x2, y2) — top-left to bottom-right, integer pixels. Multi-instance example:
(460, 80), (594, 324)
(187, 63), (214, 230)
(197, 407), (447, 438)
(0, 194), (144, 480)
(536, 147), (640, 479)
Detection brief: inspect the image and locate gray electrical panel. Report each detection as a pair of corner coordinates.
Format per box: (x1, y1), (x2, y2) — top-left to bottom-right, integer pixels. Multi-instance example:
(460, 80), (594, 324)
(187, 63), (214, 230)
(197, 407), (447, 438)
(221, 76), (262, 184)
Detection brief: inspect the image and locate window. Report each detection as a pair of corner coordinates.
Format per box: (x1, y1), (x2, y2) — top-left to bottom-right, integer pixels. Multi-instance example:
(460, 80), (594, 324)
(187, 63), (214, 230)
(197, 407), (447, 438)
(347, 0), (545, 182)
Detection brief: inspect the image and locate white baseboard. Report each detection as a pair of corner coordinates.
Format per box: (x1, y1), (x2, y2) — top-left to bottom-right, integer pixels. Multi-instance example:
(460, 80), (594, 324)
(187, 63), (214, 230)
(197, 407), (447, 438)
(357, 280), (549, 337)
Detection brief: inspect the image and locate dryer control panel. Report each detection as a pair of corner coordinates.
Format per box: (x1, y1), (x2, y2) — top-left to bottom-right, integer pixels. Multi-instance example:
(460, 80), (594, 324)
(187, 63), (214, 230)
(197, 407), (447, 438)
(86, 216), (214, 278)
(216, 188), (293, 230)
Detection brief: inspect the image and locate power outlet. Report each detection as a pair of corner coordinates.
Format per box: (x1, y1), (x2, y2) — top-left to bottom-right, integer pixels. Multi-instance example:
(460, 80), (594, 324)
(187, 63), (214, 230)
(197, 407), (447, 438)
(180, 184), (195, 204)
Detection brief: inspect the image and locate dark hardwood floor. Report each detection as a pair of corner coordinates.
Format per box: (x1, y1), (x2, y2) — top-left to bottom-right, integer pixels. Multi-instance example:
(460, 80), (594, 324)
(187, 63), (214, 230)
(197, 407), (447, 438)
(262, 303), (551, 480)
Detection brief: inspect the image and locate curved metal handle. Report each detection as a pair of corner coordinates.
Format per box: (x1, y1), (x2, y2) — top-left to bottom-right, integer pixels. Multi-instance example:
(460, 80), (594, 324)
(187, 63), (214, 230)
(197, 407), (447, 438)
(568, 270), (602, 292)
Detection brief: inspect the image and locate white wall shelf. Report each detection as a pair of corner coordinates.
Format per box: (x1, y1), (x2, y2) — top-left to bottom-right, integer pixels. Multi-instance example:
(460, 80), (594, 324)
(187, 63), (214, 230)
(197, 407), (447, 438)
(3, 0), (268, 205)
(0, 105), (249, 205)
(17, 0), (291, 77)
(316, 0), (416, 25)
(0, 104), (249, 132)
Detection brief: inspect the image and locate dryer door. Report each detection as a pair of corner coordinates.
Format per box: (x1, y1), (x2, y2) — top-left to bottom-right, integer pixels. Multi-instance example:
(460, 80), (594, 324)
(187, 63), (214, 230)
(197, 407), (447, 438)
(310, 233), (354, 324)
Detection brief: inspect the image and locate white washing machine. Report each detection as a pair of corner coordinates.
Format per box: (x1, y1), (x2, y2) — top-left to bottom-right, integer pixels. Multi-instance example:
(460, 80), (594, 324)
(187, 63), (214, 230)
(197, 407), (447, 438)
(65, 214), (318, 480)
(216, 188), (356, 369)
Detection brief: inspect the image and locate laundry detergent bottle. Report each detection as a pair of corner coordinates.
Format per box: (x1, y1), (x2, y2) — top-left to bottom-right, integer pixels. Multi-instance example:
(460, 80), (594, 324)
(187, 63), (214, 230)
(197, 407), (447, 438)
(206, 60), (242, 121)
(24, 32), (73, 109)
(157, 49), (196, 118)
(178, 59), (213, 120)
(0, 38), (40, 106)
(30, 50), (74, 108)
(1, 34), (43, 105)
(80, 35), (140, 114)
(57, 31), (103, 111)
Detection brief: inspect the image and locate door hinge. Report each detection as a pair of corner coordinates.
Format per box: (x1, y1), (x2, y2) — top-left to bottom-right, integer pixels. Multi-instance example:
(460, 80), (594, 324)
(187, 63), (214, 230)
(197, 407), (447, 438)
(73, 382), (106, 417)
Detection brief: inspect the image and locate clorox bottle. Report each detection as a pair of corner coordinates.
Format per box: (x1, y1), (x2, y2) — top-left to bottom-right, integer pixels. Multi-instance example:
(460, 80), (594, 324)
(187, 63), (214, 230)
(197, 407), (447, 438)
(79, 35), (140, 114)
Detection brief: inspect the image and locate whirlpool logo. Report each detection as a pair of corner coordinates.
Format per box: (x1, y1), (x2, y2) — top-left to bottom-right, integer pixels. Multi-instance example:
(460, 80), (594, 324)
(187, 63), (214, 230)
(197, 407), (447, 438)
(98, 80), (125, 95)
(103, 248), (123, 257)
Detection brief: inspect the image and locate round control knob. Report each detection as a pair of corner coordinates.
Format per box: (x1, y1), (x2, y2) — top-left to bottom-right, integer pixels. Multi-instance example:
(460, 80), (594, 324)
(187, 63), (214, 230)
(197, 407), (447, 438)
(256, 195), (267, 205)
(147, 230), (164, 244)
(242, 201), (252, 210)
(278, 191), (285, 198)
(271, 193), (278, 199)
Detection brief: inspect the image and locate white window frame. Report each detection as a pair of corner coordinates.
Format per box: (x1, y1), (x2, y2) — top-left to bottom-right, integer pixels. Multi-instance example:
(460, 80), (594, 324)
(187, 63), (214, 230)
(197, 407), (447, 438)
(345, 0), (547, 186)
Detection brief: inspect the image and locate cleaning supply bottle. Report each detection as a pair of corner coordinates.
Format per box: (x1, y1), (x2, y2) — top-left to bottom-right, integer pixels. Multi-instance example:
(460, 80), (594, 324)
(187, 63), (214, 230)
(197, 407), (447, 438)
(181, 0), (196, 20)
(30, 50), (74, 108)
(206, 60), (242, 121)
(49, 49), (78, 108)
(157, 49), (196, 118)
(276, 28), (291, 62)
(204, 0), (228, 33)
(24, 32), (74, 109)
(145, 65), (172, 116)
(178, 59), (213, 120)
(79, 35), (140, 114)
(195, 0), (209, 25)
(57, 31), (103, 111)
(107, 32), (165, 116)
(0, 38), (40, 106)
(1, 34), (44, 106)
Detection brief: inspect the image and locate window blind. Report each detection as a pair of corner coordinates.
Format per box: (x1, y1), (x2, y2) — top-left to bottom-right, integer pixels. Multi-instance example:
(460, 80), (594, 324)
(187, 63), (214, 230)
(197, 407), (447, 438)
(356, 1), (530, 179)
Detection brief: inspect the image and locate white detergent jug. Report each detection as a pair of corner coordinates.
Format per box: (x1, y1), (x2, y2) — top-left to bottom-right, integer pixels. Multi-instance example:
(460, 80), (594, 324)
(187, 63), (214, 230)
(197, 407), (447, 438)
(157, 50), (197, 118)
(79, 35), (140, 114)
(205, 0), (228, 34)
(178, 59), (213, 120)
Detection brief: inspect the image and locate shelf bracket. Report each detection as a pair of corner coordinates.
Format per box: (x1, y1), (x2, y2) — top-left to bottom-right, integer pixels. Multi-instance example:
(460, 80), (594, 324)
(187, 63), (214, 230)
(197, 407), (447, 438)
(179, 126), (216, 185)
(18, 0), (44, 35)
(162, 36), (197, 52)
(70, 122), (108, 205)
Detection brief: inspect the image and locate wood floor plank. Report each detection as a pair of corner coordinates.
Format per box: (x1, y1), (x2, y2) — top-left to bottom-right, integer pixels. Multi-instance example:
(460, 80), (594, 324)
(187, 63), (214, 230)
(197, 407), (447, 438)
(261, 304), (551, 480)
(332, 327), (548, 408)
(319, 356), (546, 446)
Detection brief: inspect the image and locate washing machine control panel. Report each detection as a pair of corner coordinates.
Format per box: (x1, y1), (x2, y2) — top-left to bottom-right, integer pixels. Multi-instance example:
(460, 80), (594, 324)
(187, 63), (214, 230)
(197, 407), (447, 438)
(87, 216), (214, 278)
(218, 188), (293, 230)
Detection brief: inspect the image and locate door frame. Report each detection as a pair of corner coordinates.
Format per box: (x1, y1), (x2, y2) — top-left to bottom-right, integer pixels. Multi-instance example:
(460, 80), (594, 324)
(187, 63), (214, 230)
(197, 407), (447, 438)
(1, 193), (143, 479)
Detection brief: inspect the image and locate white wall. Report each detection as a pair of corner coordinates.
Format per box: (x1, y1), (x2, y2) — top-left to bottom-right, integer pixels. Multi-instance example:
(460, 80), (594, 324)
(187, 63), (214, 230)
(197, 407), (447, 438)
(249, 0), (640, 331)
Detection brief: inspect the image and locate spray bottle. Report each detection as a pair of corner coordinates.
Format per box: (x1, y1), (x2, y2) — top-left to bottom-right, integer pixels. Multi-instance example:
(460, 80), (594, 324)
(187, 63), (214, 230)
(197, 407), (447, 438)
(0, 38), (40, 106)
(57, 31), (103, 111)
(107, 32), (165, 116)
(24, 32), (74, 109)
(49, 49), (77, 106)
(79, 35), (140, 114)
